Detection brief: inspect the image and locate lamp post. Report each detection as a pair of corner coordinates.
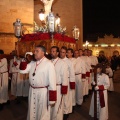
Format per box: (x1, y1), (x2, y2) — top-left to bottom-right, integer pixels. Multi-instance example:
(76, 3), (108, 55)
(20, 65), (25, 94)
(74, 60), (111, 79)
(13, 19), (23, 57)
(85, 40), (89, 49)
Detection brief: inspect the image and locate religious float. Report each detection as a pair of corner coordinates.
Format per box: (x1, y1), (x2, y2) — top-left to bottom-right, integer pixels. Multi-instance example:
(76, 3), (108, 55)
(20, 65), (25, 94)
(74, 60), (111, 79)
(13, 0), (80, 56)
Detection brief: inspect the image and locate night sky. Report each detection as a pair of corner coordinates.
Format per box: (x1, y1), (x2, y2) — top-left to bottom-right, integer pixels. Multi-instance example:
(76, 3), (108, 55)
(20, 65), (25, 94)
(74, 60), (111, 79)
(83, 0), (120, 41)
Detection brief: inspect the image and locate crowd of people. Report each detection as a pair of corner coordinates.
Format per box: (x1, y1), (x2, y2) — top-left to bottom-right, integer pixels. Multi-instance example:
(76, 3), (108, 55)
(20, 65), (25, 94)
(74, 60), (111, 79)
(0, 47), (116, 120)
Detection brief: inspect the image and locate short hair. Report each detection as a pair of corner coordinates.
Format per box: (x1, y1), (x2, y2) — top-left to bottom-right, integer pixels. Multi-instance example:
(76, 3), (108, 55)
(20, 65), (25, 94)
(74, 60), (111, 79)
(79, 49), (83, 51)
(61, 46), (67, 52)
(0, 50), (4, 54)
(51, 46), (59, 52)
(67, 48), (74, 54)
(36, 45), (46, 54)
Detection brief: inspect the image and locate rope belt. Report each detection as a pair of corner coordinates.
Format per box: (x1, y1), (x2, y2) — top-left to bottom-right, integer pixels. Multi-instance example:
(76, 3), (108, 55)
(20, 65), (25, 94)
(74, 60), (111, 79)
(75, 73), (82, 75)
(0, 71), (8, 87)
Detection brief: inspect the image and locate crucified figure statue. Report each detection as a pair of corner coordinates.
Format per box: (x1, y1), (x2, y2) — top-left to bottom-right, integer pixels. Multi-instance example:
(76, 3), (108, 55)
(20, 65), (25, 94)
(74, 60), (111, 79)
(41, 0), (54, 18)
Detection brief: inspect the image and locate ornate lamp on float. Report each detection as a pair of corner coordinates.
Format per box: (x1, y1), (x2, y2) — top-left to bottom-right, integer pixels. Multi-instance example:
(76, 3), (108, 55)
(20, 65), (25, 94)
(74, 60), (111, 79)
(13, 19), (23, 41)
(72, 25), (80, 49)
(47, 12), (55, 40)
(13, 19), (23, 56)
(55, 13), (60, 33)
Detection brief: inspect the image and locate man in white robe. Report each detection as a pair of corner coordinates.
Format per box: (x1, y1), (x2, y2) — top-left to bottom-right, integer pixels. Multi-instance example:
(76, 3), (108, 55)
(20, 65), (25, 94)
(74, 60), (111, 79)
(0, 50), (9, 110)
(9, 55), (21, 97)
(50, 46), (68, 120)
(60, 46), (75, 120)
(73, 49), (86, 106)
(67, 48), (76, 110)
(87, 50), (98, 92)
(83, 49), (92, 96)
(20, 45), (57, 120)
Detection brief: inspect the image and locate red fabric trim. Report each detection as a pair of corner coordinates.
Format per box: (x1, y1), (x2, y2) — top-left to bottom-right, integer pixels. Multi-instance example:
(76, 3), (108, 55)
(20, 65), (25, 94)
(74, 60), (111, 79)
(49, 90), (57, 101)
(21, 33), (75, 43)
(82, 74), (86, 79)
(19, 61), (27, 70)
(70, 82), (75, 89)
(98, 85), (104, 90)
(61, 85), (68, 94)
(13, 61), (18, 66)
(86, 72), (90, 77)
(99, 90), (105, 108)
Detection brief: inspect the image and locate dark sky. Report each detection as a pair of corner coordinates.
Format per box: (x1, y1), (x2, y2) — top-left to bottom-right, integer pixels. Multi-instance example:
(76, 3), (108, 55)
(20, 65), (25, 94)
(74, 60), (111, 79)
(83, 0), (120, 41)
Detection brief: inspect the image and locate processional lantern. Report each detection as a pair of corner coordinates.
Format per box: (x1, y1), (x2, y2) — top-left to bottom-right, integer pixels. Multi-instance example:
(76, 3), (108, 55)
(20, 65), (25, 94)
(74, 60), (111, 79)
(55, 13), (60, 32)
(72, 26), (80, 41)
(47, 12), (55, 33)
(13, 19), (23, 41)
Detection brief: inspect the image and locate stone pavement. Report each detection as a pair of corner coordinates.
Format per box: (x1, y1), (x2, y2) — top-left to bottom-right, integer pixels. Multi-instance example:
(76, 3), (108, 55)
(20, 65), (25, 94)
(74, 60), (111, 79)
(0, 75), (120, 120)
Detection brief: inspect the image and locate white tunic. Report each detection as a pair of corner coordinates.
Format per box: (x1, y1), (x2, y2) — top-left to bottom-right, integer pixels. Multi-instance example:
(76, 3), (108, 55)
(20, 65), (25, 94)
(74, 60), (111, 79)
(80, 56), (90, 95)
(51, 57), (68, 120)
(89, 73), (110, 120)
(75, 57), (86, 105)
(69, 58), (77, 106)
(62, 57), (75, 114)
(21, 57), (56, 120)
(9, 58), (22, 96)
(106, 67), (114, 91)
(0, 58), (8, 103)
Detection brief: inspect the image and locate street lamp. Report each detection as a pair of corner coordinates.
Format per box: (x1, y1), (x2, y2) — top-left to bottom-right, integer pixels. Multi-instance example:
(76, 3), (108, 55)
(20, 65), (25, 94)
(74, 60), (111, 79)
(85, 40), (89, 49)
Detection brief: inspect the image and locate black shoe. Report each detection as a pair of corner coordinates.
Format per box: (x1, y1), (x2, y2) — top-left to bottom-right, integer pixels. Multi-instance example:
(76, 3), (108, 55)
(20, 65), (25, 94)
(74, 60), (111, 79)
(63, 114), (69, 120)
(15, 98), (21, 104)
(6, 100), (10, 105)
(76, 104), (82, 107)
(72, 106), (75, 113)
(0, 104), (3, 111)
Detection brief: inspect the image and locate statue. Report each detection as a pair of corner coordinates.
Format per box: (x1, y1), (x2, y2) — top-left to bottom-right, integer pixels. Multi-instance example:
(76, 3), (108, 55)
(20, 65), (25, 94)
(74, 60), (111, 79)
(41, 0), (54, 18)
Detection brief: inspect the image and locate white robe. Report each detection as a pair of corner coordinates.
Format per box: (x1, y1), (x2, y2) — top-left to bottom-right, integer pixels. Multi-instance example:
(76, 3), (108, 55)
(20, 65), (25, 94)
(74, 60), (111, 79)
(106, 67), (114, 91)
(62, 57), (75, 114)
(80, 56), (92, 95)
(9, 58), (22, 96)
(0, 58), (8, 103)
(69, 58), (77, 106)
(75, 57), (86, 105)
(20, 57), (56, 120)
(51, 57), (68, 120)
(89, 73), (110, 120)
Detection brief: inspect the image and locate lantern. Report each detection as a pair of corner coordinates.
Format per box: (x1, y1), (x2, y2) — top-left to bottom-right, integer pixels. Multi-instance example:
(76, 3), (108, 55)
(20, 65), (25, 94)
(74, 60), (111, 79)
(47, 12), (55, 33)
(72, 26), (80, 40)
(13, 19), (23, 38)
